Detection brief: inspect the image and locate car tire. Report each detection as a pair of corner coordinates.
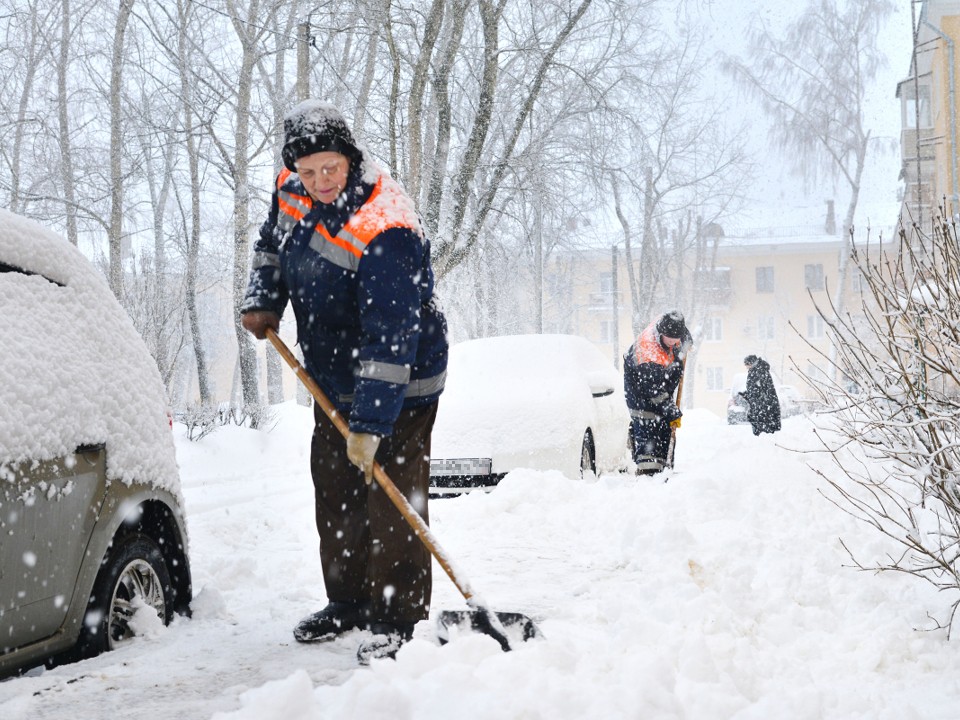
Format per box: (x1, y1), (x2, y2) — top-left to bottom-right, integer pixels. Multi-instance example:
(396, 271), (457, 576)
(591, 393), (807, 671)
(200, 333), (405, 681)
(75, 533), (174, 660)
(580, 430), (596, 477)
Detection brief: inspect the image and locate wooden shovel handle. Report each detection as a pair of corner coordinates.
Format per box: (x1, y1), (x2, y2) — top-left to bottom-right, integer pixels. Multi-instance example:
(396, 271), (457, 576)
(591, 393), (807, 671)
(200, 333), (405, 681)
(265, 329), (476, 604)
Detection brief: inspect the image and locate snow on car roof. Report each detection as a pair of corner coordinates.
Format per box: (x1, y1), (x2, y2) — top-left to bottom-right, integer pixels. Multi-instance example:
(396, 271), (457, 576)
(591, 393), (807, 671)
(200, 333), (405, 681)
(0, 209), (180, 496)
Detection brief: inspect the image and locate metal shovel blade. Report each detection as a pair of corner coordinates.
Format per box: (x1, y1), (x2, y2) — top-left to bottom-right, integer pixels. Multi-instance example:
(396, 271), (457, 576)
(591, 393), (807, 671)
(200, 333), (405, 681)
(436, 609), (543, 652)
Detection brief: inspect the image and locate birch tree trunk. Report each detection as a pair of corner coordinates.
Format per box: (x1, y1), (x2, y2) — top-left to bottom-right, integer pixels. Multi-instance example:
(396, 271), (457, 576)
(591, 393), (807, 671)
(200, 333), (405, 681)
(107, 0), (134, 299)
(57, 0), (78, 246)
(174, 0), (211, 405)
(404, 0), (445, 201)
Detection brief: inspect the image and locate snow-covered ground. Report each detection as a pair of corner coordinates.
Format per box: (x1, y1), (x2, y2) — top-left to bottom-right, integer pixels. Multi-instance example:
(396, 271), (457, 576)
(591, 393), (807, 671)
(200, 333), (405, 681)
(2, 403), (959, 719)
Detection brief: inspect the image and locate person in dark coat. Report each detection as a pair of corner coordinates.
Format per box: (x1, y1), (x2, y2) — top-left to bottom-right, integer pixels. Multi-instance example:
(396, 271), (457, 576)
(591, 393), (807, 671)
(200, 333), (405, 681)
(240, 100), (448, 663)
(623, 310), (693, 474)
(740, 355), (781, 436)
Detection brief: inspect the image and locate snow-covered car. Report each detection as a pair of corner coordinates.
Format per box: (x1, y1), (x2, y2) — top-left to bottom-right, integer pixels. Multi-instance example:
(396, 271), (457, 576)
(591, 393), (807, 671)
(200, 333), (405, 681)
(429, 334), (630, 496)
(0, 210), (192, 678)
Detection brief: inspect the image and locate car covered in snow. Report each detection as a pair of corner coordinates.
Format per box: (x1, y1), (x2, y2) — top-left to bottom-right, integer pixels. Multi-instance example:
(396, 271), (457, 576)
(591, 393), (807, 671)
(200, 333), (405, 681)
(429, 334), (630, 496)
(0, 209), (191, 678)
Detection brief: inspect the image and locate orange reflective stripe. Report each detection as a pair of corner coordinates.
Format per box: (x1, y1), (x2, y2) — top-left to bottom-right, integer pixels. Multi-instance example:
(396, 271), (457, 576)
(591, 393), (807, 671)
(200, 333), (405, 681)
(313, 223), (365, 258)
(344, 180), (384, 240)
(277, 195), (307, 222)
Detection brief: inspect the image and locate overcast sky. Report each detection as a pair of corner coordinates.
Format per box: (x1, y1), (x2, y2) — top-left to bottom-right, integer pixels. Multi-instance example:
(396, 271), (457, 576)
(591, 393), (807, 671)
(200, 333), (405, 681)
(686, 1), (915, 231)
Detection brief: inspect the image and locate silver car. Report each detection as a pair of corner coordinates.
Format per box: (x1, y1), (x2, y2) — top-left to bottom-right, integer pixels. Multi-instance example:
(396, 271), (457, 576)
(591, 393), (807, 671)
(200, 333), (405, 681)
(0, 210), (191, 678)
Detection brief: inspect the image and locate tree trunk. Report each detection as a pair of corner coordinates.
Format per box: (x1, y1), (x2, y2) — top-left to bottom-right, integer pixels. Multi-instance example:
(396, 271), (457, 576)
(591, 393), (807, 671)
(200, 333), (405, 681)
(423, 0), (467, 237)
(176, 0), (212, 405)
(438, 0), (594, 277)
(405, 0), (445, 201)
(57, 0), (78, 246)
(353, 0), (391, 136)
(108, 0), (134, 299)
(11, 9), (47, 214)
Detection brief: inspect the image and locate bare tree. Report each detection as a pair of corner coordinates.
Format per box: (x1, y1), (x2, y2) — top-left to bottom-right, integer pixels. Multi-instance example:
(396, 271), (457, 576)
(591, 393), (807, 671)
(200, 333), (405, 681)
(721, 0), (895, 321)
(6, 0), (55, 214)
(803, 212), (960, 636)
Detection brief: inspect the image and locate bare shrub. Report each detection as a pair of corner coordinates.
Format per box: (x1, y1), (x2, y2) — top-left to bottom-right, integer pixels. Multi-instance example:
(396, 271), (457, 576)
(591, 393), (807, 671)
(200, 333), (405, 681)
(801, 211), (960, 635)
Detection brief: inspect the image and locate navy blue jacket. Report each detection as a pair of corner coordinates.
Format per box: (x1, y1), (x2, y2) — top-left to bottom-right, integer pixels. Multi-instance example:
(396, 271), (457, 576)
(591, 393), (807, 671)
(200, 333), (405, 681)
(242, 161), (447, 436)
(623, 321), (691, 421)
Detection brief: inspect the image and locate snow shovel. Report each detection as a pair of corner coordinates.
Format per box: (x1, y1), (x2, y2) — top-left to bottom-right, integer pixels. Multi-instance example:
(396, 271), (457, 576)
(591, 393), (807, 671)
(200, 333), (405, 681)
(266, 329), (542, 652)
(666, 356), (688, 470)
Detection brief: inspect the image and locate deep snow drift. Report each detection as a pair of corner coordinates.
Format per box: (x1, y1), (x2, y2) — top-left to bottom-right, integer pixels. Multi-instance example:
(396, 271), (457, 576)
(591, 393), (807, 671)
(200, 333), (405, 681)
(2, 404), (959, 719)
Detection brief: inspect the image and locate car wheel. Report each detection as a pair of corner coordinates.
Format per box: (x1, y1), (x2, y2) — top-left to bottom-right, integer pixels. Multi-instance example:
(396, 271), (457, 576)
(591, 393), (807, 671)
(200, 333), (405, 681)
(580, 430), (596, 477)
(76, 533), (173, 659)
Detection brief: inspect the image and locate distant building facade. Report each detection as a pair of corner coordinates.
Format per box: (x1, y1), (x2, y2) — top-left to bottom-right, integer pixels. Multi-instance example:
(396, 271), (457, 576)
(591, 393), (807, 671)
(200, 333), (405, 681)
(898, 0), (960, 226)
(544, 227), (895, 419)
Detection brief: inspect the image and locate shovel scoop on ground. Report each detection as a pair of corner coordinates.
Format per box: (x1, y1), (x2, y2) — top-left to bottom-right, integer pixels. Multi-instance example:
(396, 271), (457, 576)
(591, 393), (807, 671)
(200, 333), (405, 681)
(436, 608), (543, 651)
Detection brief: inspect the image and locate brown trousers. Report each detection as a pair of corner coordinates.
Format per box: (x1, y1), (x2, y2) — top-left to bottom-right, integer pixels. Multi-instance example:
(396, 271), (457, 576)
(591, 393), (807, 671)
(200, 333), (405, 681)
(309, 401), (437, 624)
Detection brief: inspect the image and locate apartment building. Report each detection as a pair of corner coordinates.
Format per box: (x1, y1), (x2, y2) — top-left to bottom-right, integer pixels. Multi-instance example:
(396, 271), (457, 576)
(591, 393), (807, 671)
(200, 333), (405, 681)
(898, 0), (960, 226)
(544, 224), (895, 420)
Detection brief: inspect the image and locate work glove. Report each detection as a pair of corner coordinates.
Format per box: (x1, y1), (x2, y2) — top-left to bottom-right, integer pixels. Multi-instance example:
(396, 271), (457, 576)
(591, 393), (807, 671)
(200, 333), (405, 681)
(670, 418), (682, 430)
(660, 401), (682, 423)
(241, 310), (280, 340)
(346, 432), (381, 485)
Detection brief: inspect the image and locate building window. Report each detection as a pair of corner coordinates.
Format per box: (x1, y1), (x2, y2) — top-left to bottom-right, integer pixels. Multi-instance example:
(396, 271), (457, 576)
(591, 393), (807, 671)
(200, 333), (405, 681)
(599, 273), (614, 294)
(807, 314), (825, 339)
(706, 367), (723, 392)
(757, 315), (775, 341)
(756, 266), (774, 293)
(805, 264), (825, 291)
(694, 267), (732, 303)
(903, 83), (932, 129)
(600, 320), (614, 343)
(703, 317), (722, 342)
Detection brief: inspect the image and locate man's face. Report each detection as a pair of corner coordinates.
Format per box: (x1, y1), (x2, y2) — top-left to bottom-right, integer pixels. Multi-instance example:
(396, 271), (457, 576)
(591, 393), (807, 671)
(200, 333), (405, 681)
(661, 335), (681, 349)
(295, 151), (350, 204)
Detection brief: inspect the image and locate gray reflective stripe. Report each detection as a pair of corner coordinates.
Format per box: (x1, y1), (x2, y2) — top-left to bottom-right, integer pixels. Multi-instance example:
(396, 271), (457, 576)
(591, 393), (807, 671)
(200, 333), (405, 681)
(276, 213), (297, 234)
(336, 227), (369, 257)
(252, 251), (280, 270)
(359, 359), (411, 385)
(338, 369), (447, 404)
(278, 190), (311, 217)
(309, 231), (361, 272)
(650, 392), (670, 404)
(630, 409), (660, 420)
(405, 369), (446, 398)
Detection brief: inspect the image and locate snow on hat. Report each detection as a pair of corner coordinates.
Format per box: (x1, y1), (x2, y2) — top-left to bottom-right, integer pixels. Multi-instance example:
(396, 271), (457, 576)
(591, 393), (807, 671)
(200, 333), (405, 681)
(744, 354), (759, 366)
(281, 100), (361, 172)
(656, 310), (686, 339)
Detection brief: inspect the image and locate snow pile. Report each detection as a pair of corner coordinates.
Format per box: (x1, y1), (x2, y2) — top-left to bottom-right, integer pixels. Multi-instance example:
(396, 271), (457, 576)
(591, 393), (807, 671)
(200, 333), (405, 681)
(3, 405), (959, 719)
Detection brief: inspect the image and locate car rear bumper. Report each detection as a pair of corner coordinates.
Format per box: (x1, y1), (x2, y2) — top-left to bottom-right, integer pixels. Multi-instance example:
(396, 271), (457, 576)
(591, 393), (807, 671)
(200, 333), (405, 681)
(429, 457), (505, 498)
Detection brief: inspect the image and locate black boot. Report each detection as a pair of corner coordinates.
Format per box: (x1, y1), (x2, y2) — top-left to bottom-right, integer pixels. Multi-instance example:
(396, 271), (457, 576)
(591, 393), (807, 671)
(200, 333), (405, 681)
(356, 621), (415, 664)
(293, 601), (369, 643)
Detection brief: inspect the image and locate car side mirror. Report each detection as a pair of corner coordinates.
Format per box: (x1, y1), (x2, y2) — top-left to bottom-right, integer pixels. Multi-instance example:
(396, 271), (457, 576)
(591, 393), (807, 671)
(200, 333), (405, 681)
(586, 370), (615, 398)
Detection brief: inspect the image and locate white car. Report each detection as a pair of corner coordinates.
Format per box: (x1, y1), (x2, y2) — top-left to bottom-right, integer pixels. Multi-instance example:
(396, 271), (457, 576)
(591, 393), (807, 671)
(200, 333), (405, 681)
(429, 334), (630, 496)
